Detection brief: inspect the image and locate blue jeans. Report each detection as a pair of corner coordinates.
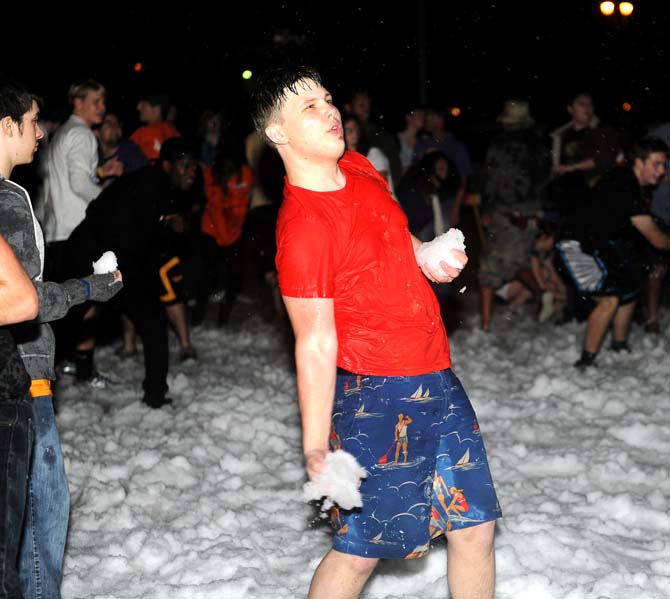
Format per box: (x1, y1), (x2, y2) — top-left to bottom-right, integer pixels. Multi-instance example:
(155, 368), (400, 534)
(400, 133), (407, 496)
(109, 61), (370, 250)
(19, 396), (69, 599)
(0, 396), (33, 599)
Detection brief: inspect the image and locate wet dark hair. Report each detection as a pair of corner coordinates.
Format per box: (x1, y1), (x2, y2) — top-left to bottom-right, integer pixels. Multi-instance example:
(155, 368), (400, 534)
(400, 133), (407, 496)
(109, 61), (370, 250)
(628, 136), (669, 162)
(249, 65), (322, 146)
(0, 76), (41, 124)
(159, 137), (197, 163)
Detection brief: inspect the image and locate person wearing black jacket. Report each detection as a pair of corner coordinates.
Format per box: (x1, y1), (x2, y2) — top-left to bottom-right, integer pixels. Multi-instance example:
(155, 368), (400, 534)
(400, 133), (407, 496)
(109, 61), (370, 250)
(62, 138), (197, 408)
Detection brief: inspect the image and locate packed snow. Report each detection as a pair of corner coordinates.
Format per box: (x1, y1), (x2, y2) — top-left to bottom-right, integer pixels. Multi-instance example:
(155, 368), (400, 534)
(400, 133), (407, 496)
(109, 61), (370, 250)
(52, 293), (670, 599)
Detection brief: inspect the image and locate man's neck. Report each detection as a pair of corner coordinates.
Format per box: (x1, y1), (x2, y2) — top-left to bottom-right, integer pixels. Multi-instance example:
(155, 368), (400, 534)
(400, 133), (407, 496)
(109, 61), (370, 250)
(0, 154), (14, 180)
(284, 155), (345, 192)
(100, 142), (119, 159)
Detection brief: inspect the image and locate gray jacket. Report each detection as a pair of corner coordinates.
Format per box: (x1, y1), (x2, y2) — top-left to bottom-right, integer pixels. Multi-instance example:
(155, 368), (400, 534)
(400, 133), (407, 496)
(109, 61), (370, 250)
(0, 177), (87, 381)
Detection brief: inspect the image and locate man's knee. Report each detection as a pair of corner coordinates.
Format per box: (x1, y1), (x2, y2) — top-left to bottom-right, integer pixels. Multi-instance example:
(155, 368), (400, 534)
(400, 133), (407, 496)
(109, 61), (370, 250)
(446, 521), (496, 556)
(332, 550), (379, 578)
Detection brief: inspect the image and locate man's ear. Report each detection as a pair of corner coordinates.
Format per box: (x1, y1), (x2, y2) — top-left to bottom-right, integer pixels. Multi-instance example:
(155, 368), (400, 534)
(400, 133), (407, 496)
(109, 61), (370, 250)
(0, 116), (15, 137)
(265, 124), (287, 146)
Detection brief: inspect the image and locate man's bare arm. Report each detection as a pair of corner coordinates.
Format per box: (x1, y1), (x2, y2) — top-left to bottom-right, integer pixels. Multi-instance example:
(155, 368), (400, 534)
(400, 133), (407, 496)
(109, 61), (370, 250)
(282, 296), (338, 480)
(0, 234), (38, 325)
(631, 214), (670, 250)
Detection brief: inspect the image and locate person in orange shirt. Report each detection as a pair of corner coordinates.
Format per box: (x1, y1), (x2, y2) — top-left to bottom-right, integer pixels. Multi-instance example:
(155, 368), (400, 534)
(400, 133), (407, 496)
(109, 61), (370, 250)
(197, 143), (253, 325)
(130, 93), (181, 162)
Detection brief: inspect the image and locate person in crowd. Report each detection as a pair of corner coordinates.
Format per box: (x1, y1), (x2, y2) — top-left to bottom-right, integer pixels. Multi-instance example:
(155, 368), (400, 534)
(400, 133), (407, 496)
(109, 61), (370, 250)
(397, 105), (426, 176)
(0, 77), (122, 599)
(96, 112), (149, 187)
(130, 92), (181, 162)
(555, 136), (670, 368)
(61, 137), (198, 406)
(250, 64), (500, 599)
(0, 234), (38, 599)
(547, 91), (622, 324)
(342, 112), (395, 197)
(197, 138), (253, 326)
(477, 99), (550, 331)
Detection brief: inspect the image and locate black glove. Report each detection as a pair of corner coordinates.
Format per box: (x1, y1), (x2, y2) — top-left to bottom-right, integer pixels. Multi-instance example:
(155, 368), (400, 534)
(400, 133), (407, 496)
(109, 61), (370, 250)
(62, 273), (123, 305)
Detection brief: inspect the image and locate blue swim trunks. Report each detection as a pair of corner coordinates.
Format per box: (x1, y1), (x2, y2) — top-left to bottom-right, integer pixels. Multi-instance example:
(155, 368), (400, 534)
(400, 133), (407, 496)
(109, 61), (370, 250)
(329, 368), (502, 559)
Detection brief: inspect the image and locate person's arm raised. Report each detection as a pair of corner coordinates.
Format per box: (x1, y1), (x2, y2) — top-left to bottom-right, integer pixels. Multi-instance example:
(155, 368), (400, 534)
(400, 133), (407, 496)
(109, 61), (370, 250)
(282, 296), (338, 480)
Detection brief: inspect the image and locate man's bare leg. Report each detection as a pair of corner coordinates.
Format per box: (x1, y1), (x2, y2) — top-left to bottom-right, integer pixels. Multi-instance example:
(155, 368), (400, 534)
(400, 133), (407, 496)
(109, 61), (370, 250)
(479, 286), (494, 332)
(308, 549), (378, 599)
(583, 295), (619, 353)
(446, 521), (496, 599)
(611, 300), (636, 343)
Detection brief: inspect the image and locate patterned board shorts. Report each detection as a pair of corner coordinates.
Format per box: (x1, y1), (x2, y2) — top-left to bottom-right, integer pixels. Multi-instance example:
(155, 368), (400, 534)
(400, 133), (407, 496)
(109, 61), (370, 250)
(329, 368), (502, 560)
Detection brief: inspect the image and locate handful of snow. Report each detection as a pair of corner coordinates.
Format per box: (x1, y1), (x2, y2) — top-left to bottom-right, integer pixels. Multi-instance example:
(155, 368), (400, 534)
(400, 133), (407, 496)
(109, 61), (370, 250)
(303, 450), (368, 511)
(415, 228), (466, 270)
(92, 251), (118, 274)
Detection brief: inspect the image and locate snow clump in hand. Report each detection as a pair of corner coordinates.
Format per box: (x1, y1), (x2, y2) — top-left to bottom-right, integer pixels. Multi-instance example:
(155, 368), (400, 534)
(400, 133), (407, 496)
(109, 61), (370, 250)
(415, 228), (466, 270)
(92, 251), (118, 274)
(303, 450), (368, 511)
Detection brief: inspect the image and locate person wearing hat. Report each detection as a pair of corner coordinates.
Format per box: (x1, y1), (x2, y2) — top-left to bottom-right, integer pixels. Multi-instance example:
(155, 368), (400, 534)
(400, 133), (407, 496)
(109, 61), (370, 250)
(130, 92), (181, 161)
(61, 137), (198, 408)
(477, 98), (551, 331)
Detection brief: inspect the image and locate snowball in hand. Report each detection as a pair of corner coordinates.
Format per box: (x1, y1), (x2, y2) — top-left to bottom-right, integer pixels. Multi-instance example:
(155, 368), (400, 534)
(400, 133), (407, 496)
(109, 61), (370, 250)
(415, 228), (466, 270)
(303, 450), (368, 511)
(92, 251), (118, 274)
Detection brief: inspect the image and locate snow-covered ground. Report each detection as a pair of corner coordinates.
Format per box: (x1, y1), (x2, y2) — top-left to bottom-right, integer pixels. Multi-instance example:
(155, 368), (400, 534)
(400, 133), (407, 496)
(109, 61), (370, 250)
(54, 294), (670, 599)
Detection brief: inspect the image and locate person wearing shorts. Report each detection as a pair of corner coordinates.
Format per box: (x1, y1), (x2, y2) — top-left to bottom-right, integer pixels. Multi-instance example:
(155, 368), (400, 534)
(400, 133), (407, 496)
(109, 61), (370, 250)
(250, 65), (501, 599)
(555, 136), (670, 368)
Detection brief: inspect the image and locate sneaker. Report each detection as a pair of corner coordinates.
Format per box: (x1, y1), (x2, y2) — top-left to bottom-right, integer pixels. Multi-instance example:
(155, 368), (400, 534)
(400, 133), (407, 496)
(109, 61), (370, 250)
(574, 351), (597, 369)
(142, 395), (173, 409)
(114, 347), (138, 360)
(538, 291), (555, 323)
(179, 346), (198, 362)
(609, 340), (631, 353)
(81, 370), (119, 389)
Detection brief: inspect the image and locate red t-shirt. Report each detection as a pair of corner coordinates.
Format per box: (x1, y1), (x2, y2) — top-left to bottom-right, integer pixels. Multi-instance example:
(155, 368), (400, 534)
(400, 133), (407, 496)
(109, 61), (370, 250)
(276, 151), (451, 375)
(130, 123), (181, 161)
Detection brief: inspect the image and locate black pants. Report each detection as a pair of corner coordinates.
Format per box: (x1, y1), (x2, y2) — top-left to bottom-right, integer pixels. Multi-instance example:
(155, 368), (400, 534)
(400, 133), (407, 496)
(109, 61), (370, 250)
(119, 282), (169, 402)
(0, 396), (33, 599)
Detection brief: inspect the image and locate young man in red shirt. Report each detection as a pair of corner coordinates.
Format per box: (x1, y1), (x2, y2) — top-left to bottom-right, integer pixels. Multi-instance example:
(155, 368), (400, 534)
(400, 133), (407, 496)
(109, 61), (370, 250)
(250, 66), (501, 599)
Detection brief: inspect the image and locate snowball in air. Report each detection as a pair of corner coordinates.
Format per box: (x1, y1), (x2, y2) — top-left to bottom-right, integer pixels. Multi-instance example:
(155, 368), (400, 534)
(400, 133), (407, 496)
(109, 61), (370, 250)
(416, 228), (466, 270)
(303, 450), (368, 511)
(92, 251), (118, 274)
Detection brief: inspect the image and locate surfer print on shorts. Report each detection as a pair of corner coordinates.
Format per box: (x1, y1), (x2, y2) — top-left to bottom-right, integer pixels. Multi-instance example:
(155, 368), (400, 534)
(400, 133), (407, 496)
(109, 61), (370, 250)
(330, 368), (502, 559)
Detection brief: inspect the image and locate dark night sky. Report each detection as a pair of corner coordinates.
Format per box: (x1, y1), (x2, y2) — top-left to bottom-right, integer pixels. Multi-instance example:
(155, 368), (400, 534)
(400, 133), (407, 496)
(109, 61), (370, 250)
(6, 1), (668, 157)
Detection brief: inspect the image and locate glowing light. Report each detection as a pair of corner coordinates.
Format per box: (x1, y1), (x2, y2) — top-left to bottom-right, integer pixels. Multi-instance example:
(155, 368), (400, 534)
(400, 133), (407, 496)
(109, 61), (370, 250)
(622, 102), (632, 112)
(450, 106), (462, 118)
(134, 63), (143, 73)
(619, 2), (634, 16)
(242, 70), (253, 80)
(599, 1), (615, 15)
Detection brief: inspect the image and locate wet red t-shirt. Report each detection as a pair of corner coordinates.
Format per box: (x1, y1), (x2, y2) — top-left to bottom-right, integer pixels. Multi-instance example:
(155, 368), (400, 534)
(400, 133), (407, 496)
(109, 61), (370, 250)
(276, 151), (451, 375)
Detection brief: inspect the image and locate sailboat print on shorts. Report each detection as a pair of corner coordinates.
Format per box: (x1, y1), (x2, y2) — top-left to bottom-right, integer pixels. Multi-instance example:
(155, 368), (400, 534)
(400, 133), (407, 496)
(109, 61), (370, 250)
(369, 530), (395, 546)
(446, 447), (481, 471)
(354, 403), (383, 418)
(401, 384), (437, 403)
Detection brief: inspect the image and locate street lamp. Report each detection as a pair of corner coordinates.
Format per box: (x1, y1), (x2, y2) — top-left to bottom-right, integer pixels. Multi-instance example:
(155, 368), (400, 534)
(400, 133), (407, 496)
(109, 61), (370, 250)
(599, 1), (634, 16)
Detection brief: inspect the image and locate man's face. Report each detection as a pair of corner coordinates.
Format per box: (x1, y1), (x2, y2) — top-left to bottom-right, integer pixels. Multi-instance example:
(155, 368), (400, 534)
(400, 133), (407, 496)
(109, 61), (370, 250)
(636, 151), (667, 186)
(98, 114), (122, 146)
(270, 78), (344, 161)
(137, 100), (161, 124)
(568, 95), (594, 128)
(169, 157), (197, 190)
(74, 90), (106, 126)
(12, 101), (44, 165)
(350, 92), (371, 122)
